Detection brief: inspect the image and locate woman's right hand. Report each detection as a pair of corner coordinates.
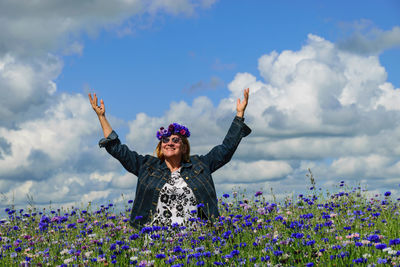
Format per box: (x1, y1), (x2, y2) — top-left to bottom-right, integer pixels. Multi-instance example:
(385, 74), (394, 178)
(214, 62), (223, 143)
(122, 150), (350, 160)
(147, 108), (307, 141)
(89, 93), (105, 117)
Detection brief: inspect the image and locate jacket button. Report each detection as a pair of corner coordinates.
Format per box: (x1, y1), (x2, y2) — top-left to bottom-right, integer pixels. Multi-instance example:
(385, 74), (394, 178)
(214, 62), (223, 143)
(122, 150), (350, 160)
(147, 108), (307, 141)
(185, 177), (189, 180)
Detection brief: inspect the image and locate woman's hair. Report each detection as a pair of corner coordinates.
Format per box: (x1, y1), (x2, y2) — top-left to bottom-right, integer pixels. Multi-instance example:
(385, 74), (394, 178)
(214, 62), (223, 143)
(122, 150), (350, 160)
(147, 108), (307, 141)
(155, 135), (190, 163)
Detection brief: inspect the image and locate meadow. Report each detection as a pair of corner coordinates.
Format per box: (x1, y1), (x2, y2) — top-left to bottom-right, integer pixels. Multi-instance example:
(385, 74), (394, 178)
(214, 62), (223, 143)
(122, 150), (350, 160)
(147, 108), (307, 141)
(1, 173), (400, 266)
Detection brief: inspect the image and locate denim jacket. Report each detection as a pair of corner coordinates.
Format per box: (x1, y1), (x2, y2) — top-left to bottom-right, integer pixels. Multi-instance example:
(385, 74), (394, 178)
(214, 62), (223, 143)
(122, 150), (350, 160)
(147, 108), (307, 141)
(99, 116), (251, 228)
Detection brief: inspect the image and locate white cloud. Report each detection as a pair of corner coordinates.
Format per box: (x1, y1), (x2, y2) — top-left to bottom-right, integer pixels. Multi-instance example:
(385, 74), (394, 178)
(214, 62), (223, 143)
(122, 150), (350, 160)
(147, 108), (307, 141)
(1, 0), (399, 211)
(0, 0), (217, 57)
(338, 24), (400, 55)
(121, 33), (400, 200)
(213, 160), (293, 183)
(0, 54), (62, 127)
(0, 0), (218, 209)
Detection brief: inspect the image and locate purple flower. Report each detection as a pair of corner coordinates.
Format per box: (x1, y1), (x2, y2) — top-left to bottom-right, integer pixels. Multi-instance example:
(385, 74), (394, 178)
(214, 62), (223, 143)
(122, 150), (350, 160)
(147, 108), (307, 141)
(255, 191), (262, 197)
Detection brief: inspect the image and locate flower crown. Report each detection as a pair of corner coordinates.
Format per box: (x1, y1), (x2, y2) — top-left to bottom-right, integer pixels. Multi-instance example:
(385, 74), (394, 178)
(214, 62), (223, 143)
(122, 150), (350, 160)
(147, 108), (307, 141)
(156, 123), (190, 140)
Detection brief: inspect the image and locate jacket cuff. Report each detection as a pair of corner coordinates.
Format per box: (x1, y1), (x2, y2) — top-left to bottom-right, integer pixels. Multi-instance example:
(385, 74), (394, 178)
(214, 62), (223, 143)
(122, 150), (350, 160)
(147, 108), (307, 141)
(98, 130), (119, 148)
(233, 116), (251, 137)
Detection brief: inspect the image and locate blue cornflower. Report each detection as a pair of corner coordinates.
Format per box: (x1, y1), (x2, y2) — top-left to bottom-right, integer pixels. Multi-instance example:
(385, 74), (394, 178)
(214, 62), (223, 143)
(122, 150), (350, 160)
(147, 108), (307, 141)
(173, 246), (183, 253)
(306, 263), (314, 267)
(291, 233), (304, 239)
(375, 243), (387, 250)
(223, 194), (229, 198)
(273, 250), (283, 256)
(261, 255), (270, 261)
(385, 191), (391, 196)
(378, 258), (388, 264)
(274, 215), (283, 221)
(367, 234), (380, 242)
(156, 253), (166, 259)
(129, 234), (139, 240)
(230, 250), (239, 256)
(128, 199), (133, 203)
(353, 258), (367, 264)
(196, 260), (205, 266)
(306, 240), (315, 246)
(222, 230), (231, 239)
(389, 238), (400, 246)
(195, 246), (205, 252)
(355, 242), (363, 247)
(203, 252), (211, 258)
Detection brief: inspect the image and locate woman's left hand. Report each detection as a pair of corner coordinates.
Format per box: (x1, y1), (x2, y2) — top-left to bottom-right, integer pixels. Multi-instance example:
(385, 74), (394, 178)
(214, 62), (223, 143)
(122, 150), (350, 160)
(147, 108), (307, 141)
(236, 88), (249, 118)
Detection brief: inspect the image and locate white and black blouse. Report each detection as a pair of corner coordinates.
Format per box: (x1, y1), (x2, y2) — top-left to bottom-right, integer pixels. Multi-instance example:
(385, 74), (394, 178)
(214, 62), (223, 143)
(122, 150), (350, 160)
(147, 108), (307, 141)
(152, 168), (198, 226)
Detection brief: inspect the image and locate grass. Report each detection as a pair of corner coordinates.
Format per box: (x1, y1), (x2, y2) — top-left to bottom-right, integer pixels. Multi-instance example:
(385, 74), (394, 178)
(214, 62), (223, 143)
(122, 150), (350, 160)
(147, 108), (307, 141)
(1, 176), (400, 266)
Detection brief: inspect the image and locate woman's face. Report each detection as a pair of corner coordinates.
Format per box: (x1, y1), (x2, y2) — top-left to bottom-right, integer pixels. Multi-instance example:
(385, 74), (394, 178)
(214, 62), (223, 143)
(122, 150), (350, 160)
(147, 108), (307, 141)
(161, 134), (186, 160)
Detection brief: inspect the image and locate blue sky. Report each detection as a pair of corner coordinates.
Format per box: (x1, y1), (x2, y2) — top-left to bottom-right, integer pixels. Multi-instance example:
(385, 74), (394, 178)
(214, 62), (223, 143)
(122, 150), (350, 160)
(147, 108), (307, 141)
(1, 0), (400, 209)
(56, 0), (400, 119)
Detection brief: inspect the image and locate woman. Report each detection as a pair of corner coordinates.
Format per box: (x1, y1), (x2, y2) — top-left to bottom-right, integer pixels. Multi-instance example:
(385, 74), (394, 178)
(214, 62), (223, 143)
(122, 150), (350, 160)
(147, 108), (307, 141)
(89, 89), (251, 229)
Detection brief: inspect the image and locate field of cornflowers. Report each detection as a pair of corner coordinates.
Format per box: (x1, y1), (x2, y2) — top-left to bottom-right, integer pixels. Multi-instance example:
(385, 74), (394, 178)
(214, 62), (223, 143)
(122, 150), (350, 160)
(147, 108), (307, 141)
(1, 177), (400, 266)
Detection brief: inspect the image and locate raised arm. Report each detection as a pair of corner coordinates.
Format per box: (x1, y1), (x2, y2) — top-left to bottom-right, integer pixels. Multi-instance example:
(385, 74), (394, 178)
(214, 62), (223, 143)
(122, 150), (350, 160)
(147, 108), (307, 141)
(89, 93), (112, 138)
(200, 88), (251, 172)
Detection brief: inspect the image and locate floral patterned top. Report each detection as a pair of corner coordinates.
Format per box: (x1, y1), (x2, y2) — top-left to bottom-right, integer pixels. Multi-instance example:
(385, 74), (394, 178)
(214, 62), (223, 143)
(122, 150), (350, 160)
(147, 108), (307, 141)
(152, 168), (198, 226)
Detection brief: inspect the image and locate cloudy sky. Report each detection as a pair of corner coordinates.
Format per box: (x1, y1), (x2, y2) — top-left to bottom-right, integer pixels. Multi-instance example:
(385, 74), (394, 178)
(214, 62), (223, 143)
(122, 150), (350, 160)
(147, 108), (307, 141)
(1, 0), (400, 210)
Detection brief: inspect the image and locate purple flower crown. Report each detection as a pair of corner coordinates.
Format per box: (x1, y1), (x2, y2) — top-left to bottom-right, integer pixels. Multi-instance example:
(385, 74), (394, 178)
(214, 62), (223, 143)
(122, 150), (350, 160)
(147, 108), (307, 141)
(156, 123), (190, 140)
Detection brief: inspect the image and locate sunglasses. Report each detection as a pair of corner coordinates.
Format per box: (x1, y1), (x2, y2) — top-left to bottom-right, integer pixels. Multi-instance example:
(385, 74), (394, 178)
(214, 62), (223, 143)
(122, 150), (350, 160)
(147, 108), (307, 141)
(161, 136), (181, 144)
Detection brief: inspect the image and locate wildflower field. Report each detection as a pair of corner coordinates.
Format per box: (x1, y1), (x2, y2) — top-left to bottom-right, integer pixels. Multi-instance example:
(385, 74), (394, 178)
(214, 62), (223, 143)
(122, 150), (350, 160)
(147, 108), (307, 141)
(1, 178), (400, 266)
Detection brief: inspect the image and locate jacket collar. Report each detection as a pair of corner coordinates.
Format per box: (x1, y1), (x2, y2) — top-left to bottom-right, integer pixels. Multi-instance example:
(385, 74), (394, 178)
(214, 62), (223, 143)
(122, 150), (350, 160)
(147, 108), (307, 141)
(159, 159), (192, 170)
